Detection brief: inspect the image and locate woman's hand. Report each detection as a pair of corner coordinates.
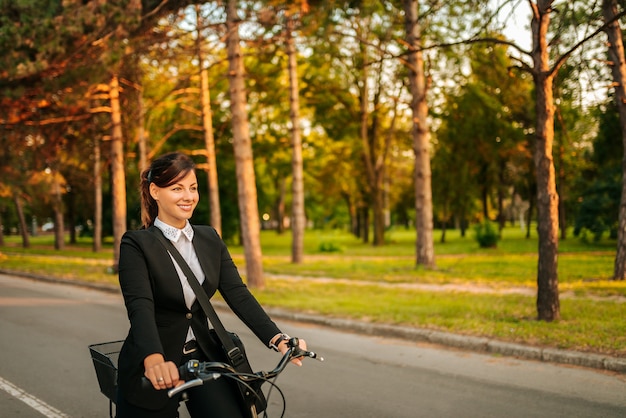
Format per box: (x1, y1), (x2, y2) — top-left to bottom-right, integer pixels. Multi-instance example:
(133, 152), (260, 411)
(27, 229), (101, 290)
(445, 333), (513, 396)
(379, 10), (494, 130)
(143, 353), (181, 390)
(276, 337), (308, 367)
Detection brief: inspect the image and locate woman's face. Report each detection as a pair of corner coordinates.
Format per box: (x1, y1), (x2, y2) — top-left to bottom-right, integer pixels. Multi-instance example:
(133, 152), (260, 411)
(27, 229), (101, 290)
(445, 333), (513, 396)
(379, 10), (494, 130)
(150, 170), (199, 229)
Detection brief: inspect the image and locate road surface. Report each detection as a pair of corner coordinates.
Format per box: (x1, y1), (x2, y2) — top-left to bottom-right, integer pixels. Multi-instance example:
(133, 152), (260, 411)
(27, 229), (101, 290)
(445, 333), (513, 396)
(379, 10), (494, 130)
(0, 273), (624, 417)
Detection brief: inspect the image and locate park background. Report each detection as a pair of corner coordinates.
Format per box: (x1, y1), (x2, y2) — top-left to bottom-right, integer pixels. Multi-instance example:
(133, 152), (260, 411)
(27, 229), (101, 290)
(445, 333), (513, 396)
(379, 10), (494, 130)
(1, 1), (626, 359)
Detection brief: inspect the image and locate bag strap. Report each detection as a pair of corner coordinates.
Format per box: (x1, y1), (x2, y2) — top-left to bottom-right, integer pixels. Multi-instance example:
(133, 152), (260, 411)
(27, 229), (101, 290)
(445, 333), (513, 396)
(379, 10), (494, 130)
(150, 227), (248, 369)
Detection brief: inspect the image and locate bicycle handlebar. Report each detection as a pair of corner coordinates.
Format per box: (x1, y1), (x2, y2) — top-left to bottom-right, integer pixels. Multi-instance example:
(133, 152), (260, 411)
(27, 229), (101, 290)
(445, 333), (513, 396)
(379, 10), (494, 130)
(167, 337), (323, 398)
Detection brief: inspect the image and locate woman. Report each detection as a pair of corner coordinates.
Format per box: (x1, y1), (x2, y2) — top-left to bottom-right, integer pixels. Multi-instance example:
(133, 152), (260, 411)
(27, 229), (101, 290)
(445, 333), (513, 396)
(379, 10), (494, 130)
(116, 152), (306, 418)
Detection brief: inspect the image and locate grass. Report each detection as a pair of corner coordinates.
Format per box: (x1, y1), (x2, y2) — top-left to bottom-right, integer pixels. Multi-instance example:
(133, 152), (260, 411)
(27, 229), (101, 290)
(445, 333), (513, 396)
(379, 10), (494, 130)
(251, 278), (626, 354)
(1, 226), (625, 357)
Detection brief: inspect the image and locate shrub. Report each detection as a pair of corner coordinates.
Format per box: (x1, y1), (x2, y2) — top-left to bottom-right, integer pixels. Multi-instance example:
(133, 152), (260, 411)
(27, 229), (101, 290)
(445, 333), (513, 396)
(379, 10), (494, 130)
(474, 220), (499, 248)
(318, 241), (343, 253)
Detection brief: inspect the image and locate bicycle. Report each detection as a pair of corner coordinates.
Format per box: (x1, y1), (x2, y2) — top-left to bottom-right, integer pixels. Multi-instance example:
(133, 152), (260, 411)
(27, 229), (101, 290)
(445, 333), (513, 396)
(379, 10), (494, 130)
(170, 337), (323, 417)
(89, 337), (323, 418)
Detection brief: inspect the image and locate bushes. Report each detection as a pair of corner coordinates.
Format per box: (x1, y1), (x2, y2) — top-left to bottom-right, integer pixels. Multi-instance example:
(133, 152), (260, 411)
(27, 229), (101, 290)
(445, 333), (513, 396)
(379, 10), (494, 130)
(318, 241), (343, 253)
(474, 220), (499, 248)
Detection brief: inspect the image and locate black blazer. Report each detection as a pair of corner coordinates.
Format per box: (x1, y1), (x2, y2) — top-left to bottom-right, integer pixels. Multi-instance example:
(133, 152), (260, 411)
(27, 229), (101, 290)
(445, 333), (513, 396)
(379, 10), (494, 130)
(116, 225), (281, 409)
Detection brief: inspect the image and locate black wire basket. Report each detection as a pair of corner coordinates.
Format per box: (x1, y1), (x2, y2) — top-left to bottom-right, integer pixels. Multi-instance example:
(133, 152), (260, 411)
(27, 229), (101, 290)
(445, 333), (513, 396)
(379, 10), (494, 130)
(88, 340), (124, 403)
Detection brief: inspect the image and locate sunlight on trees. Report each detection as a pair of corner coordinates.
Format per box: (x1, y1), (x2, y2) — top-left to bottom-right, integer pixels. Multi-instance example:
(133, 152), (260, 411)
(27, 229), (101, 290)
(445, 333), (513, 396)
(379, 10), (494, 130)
(1, 0), (625, 309)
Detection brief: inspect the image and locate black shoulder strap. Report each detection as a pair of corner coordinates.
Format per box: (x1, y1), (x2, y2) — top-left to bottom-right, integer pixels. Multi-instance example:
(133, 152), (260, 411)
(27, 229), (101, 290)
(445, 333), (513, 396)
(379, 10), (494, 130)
(150, 227), (248, 368)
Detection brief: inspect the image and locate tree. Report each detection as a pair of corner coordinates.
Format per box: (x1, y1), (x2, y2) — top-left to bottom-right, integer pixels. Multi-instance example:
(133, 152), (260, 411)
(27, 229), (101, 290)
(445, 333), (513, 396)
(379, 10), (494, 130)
(527, 0), (562, 321)
(285, 8), (307, 263)
(437, 39), (533, 233)
(255, 0), (310, 261)
(603, 0), (626, 281)
(195, 4), (222, 236)
(109, 74), (127, 271)
(302, 1), (403, 246)
(523, 0), (625, 319)
(226, 0), (265, 288)
(0, 0), (188, 264)
(404, 0), (435, 268)
(93, 135), (103, 252)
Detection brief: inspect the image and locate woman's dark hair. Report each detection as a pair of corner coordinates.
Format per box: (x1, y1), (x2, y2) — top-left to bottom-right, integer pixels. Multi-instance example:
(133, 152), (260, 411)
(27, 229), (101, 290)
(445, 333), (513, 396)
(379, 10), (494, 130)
(140, 152), (196, 228)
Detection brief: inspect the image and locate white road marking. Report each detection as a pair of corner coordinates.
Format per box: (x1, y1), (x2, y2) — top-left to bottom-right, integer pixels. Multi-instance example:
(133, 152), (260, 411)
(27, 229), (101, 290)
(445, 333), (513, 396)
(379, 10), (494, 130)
(0, 376), (69, 417)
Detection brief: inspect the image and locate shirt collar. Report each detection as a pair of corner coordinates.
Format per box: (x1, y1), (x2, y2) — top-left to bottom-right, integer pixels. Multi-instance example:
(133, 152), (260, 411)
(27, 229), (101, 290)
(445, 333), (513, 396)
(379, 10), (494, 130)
(154, 218), (194, 243)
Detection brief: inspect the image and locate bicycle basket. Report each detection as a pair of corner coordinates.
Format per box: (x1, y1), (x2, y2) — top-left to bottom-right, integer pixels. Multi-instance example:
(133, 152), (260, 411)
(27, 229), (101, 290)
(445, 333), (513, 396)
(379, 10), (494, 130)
(89, 340), (124, 402)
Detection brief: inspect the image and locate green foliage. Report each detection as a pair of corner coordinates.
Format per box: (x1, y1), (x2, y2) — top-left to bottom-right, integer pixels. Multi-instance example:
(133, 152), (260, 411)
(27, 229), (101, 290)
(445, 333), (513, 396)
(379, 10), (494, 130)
(474, 220), (499, 248)
(317, 241), (343, 253)
(434, 40), (534, 226)
(0, 1), (624, 272)
(574, 180), (620, 241)
(573, 100), (622, 241)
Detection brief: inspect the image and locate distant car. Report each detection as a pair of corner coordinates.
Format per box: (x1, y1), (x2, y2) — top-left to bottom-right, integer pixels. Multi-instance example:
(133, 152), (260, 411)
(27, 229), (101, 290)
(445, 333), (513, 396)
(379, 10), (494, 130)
(42, 222), (54, 232)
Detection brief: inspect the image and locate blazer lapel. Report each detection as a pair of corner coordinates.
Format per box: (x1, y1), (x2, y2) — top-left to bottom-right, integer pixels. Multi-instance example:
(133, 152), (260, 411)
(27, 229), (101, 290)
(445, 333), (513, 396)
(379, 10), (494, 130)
(190, 226), (220, 291)
(148, 226), (189, 307)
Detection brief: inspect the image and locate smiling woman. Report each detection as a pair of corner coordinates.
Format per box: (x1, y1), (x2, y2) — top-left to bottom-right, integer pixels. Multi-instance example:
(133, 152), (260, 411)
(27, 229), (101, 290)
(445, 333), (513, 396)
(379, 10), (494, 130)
(114, 152), (308, 418)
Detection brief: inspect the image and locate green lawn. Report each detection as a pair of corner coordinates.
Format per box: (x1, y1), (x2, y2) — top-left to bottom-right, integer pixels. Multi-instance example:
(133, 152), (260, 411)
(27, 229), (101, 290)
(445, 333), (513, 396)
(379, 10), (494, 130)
(1, 226), (625, 357)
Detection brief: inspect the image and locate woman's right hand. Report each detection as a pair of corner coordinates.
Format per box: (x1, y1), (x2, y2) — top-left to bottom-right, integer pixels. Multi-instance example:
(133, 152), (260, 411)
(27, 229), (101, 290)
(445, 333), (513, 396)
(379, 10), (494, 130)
(143, 353), (181, 390)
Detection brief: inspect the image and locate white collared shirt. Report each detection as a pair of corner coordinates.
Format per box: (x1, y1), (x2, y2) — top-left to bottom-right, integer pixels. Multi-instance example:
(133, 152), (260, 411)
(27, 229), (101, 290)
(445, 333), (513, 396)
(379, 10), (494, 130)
(154, 217), (207, 341)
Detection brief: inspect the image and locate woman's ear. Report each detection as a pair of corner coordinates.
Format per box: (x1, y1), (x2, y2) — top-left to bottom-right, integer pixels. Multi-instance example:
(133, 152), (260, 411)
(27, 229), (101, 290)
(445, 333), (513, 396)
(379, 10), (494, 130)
(149, 182), (159, 201)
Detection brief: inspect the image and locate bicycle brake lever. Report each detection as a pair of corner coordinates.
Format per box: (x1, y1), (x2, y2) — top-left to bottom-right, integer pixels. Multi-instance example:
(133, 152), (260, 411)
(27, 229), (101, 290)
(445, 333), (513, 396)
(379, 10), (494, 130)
(167, 373), (220, 398)
(168, 378), (203, 398)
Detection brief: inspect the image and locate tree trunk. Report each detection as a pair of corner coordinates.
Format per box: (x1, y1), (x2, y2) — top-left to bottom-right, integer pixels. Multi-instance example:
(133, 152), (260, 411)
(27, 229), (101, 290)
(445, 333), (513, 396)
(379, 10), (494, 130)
(137, 87), (148, 229)
(0, 208), (5, 246)
(52, 169), (65, 250)
(357, 43), (389, 247)
(67, 188), (76, 244)
(360, 205), (370, 244)
(276, 176), (286, 234)
(53, 205), (64, 250)
(358, 37), (375, 246)
(93, 136), (102, 252)
(286, 17), (305, 263)
(459, 212), (467, 238)
(404, 0), (435, 268)
(526, 193), (534, 239)
(137, 91), (148, 173)
(604, 0), (626, 281)
(531, 1), (560, 321)
(498, 163), (505, 233)
(481, 183), (489, 219)
(440, 221), (447, 243)
(226, 0), (264, 288)
(110, 74), (127, 271)
(13, 193), (29, 248)
(372, 184), (385, 245)
(342, 192), (357, 235)
(196, 5), (222, 236)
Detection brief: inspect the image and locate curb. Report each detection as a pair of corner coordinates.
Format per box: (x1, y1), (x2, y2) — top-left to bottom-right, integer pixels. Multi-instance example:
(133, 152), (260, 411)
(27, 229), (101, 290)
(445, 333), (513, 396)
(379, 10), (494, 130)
(2, 269), (625, 374)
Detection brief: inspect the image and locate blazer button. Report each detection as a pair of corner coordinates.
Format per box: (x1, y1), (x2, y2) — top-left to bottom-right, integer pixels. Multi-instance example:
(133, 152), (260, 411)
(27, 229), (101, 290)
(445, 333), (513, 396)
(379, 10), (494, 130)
(186, 312), (192, 320)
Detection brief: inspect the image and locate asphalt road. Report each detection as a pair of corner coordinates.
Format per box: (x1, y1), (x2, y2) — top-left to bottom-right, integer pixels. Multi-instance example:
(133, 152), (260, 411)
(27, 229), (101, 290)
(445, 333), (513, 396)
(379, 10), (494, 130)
(0, 273), (625, 418)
